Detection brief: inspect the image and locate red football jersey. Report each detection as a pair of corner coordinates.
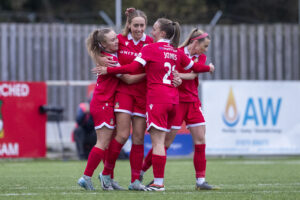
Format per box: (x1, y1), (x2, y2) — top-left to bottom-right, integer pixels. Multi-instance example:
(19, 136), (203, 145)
(135, 40), (199, 104)
(92, 52), (119, 104)
(178, 46), (207, 102)
(117, 33), (153, 97)
(107, 40), (211, 104)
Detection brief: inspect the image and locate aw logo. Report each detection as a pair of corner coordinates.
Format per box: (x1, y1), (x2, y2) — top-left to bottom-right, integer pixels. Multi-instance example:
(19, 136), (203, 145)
(222, 87), (282, 127)
(222, 87), (240, 127)
(0, 100), (4, 139)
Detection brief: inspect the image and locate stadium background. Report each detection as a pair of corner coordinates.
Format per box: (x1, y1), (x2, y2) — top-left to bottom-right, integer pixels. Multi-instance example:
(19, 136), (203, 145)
(0, 0), (300, 158)
(0, 1), (300, 199)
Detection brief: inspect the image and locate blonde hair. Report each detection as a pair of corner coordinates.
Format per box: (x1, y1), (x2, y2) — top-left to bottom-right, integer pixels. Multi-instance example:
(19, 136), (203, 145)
(179, 28), (210, 48)
(156, 18), (181, 48)
(122, 9), (147, 36)
(86, 28), (113, 60)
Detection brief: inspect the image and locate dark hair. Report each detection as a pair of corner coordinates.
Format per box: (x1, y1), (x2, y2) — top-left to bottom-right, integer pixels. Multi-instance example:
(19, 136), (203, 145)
(122, 9), (147, 36)
(179, 28), (210, 48)
(86, 28), (113, 59)
(156, 18), (181, 48)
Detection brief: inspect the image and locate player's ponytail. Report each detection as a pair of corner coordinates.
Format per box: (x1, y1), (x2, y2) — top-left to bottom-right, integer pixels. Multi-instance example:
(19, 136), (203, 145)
(86, 28), (112, 59)
(157, 18), (181, 48)
(179, 28), (210, 48)
(170, 21), (180, 48)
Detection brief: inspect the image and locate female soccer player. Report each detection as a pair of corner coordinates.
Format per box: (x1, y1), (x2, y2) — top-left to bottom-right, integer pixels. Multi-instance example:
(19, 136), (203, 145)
(77, 28), (143, 191)
(77, 28), (120, 191)
(95, 18), (214, 191)
(98, 8), (153, 191)
(140, 28), (217, 190)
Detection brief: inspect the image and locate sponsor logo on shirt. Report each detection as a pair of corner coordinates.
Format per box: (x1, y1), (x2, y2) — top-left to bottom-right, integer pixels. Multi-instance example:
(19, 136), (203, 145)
(119, 50), (138, 57)
(159, 45), (178, 53)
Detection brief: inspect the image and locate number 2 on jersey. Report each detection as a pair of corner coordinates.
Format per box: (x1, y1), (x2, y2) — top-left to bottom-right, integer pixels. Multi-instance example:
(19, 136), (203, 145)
(163, 62), (176, 85)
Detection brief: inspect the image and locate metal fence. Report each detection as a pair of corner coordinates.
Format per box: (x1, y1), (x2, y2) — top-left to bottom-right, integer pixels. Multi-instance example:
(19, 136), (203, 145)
(1, 23), (300, 120)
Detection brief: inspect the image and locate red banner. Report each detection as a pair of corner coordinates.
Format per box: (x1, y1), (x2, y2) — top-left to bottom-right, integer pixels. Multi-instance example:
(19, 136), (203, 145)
(0, 82), (47, 158)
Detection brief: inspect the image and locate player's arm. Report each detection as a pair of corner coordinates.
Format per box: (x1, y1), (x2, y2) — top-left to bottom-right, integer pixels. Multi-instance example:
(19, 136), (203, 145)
(179, 72), (198, 80)
(92, 61), (143, 75)
(192, 62), (215, 73)
(180, 51), (214, 73)
(119, 73), (146, 84)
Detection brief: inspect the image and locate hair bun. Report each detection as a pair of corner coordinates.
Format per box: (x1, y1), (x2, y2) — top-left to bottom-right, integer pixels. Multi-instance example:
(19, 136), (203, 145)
(125, 8), (136, 16)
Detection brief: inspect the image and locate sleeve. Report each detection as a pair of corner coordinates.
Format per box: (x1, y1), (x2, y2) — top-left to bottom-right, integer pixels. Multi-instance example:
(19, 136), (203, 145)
(179, 50), (210, 73)
(198, 54), (207, 65)
(134, 45), (151, 67)
(191, 62), (210, 73)
(107, 61), (143, 74)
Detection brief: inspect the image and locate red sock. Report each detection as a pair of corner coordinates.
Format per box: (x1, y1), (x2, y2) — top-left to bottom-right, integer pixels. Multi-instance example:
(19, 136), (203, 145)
(103, 148), (114, 179)
(102, 138), (123, 176)
(104, 148), (108, 165)
(194, 144), (206, 178)
(142, 148), (152, 172)
(84, 146), (104, 177)
(142, 147), (168, 172)
(130, 144), (144, 182)
(152, 154), (166, 178)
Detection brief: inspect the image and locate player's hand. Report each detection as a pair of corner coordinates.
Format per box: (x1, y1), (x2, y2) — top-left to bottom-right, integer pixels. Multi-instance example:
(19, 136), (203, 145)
(91, 65), (108, 75)
(209, 63), (215, 73)
(96, 55), (117, 67)
(172, 70), (182, 87)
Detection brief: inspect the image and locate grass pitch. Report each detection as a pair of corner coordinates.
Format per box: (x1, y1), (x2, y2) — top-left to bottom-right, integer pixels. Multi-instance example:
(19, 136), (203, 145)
(0, 157), (299, 200)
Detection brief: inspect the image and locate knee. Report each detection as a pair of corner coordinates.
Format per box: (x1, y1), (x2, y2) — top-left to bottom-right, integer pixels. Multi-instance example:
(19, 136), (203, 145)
(132, 133), (144, 144)
(115, 133), (129, 144)
(194, 135), (206, 144)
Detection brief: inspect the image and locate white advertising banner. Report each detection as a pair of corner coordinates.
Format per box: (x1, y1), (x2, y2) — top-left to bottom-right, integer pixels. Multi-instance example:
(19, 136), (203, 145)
(202, 81), (300, 155)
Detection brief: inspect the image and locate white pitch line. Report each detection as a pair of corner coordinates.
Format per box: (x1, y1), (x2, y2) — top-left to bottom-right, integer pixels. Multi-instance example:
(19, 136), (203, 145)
(224, 160), (300, 165)
(0, 193), (37, 196)
(1, 190), (300, 196)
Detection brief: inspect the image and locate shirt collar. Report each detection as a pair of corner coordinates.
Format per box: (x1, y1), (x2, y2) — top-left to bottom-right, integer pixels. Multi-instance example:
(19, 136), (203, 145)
(157, 38), (170, 43)
(128, 33), (146, 45)
(103, 52), (118, 58)
(184, 46), (199, 59)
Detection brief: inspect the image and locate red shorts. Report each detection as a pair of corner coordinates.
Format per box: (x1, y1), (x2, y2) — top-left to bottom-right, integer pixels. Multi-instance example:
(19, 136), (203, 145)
(114, 92), (146, 117)
(172, 101), (205, 129)
(146, 103), (178, 132)
(90, 99), (115, 130)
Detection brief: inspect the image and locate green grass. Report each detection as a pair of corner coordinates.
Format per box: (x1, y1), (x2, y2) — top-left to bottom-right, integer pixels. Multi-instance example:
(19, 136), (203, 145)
(0, 157), (300, 200)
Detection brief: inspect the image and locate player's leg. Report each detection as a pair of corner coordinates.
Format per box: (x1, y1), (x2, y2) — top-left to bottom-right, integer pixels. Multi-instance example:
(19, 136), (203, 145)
(129, 115), (147, 190)
(78, 101), (115, 191)
(187, 102), (218, 190)
(144, 103), (175, 191)
(78, 126), (114, 190)
(101, 93), (132, 189)
(129, 96), (147, 188)
(145, 128), (166, 191)
(141, 103), (182, 180)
